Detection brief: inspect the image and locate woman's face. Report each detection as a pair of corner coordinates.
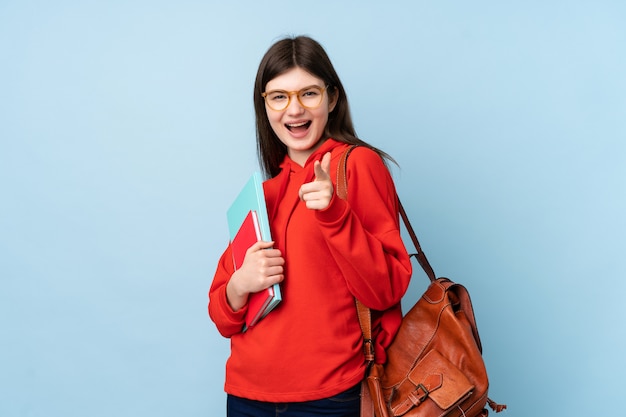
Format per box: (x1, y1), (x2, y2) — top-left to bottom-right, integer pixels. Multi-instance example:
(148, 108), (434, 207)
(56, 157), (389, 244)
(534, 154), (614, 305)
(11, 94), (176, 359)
(263, 67), (337, 166)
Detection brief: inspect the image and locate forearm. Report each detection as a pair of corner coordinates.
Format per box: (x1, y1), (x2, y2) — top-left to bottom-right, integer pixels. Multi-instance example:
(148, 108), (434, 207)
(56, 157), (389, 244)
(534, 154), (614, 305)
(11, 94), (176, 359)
(208, 246), (246, 337)
(318, 198), (412, 309)
(316, 147), (412, 309)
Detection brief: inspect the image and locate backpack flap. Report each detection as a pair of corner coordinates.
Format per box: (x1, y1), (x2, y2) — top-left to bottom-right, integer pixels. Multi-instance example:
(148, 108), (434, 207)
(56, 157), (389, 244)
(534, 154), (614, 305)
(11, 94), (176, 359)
(390, 350), (474, 416)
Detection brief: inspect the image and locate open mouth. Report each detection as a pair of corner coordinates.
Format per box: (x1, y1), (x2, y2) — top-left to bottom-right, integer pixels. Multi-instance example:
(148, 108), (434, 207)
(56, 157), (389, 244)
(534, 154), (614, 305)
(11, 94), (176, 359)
(286, 121), (312, 133)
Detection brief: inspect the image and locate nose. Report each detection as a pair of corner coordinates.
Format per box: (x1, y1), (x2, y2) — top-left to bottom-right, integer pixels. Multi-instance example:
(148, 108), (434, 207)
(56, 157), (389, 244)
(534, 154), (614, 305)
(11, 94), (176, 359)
(285, 92), (304, 114)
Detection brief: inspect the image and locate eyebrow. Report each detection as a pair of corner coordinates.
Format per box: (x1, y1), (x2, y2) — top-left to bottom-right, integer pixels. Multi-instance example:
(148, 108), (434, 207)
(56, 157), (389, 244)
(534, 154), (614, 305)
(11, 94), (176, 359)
(265, 84), (323, 92)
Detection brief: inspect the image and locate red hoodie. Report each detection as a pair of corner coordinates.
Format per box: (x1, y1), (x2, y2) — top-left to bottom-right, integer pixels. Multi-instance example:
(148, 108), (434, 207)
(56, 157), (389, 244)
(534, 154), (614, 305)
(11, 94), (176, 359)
(209, 139), (412, 402)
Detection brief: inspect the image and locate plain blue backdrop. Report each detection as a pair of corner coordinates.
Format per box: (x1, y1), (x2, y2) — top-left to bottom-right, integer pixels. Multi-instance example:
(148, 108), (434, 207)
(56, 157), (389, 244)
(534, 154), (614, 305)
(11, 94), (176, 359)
(1, 1), (624, 416)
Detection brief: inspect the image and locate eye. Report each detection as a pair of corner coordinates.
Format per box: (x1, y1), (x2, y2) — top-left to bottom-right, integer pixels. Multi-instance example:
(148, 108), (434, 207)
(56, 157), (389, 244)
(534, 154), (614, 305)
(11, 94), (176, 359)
(268, 91), (288, 101)
(301, 88), (321, 97)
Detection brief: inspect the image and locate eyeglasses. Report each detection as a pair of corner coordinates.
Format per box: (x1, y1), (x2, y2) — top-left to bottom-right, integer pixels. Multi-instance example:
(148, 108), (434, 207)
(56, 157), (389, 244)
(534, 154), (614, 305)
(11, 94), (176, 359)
(262, 85), (328, 111)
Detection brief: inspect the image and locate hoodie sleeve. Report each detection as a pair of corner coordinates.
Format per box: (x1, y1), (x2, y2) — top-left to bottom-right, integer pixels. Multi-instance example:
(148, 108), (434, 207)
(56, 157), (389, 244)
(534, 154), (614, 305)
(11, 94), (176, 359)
(315, 146), (412, 311)
(208, 244), (247, 337)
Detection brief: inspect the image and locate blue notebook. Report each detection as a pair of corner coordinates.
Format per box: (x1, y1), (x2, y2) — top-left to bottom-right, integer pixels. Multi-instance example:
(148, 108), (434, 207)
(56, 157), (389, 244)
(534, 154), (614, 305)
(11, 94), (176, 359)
(227, 172), (282, 328)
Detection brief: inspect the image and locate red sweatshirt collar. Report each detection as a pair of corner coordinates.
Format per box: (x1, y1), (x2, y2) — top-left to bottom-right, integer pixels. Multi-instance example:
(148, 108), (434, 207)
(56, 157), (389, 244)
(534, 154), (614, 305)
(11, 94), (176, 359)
(278, 138), (344, 174)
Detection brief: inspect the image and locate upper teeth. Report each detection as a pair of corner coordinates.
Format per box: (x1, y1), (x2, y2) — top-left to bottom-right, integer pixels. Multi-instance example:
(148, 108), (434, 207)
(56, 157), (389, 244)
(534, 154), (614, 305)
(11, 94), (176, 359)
(287, 122), (308, 127)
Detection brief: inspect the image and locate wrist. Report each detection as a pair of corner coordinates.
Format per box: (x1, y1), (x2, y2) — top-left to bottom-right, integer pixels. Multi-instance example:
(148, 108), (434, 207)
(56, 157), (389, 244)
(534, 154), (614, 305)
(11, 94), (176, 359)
(226, 272), (249, 312)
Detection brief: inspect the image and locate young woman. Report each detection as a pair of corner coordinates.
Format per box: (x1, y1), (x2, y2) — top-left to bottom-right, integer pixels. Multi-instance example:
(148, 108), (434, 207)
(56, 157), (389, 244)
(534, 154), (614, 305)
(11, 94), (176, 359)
(209, 36), (412, 417)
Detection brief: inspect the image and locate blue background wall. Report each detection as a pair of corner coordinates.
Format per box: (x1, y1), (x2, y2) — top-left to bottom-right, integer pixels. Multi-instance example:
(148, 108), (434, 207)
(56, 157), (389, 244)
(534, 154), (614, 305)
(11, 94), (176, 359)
(1, 1), (624, 416)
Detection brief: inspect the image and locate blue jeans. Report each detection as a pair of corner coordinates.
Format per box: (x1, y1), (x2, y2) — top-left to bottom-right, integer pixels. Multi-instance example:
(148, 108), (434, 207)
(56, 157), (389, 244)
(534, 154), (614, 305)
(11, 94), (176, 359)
(226, 383), (360, 417)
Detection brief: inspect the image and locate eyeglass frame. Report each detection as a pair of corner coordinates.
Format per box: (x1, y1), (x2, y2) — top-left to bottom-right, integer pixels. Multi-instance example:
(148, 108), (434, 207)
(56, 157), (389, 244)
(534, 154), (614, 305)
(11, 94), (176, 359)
(261, 85), (329, 111)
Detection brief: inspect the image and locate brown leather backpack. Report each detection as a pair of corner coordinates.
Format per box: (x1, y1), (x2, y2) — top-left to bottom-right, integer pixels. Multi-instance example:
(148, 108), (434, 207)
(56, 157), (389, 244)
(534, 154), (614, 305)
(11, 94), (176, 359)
(337, 146), (506, 417)
(363, 277), (505, 417)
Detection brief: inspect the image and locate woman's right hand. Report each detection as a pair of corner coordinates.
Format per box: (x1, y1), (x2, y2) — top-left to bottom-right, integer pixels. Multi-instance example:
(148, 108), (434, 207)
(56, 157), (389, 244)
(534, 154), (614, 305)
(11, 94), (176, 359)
(226, 240), (285, 312)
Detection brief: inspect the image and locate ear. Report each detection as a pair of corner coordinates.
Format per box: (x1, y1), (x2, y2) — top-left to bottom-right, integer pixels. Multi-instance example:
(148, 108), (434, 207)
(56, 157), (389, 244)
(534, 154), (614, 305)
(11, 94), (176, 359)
(328, 86), (339, 112)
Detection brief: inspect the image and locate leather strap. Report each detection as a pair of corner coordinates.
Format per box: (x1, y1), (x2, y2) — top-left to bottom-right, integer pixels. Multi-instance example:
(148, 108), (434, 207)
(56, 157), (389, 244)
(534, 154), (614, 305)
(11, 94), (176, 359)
(360, 380), (374, 417)
(337, 146), (375, 363)
(399, 199), (436, 282)
(336, 145), (356, 202)
(337, 145), (437, 416)
(355, 299), (374, 363)
(337, 144), (440, 350)
(337, 145), (435, 283)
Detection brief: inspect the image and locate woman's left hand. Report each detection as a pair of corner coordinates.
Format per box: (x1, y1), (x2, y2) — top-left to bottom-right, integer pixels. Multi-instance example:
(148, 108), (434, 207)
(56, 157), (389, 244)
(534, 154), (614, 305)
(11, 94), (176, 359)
(299, 152), (334, 210)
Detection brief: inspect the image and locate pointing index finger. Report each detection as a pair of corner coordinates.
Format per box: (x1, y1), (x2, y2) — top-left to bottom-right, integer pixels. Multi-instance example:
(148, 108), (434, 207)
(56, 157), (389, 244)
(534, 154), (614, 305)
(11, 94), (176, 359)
(314, 152), (332, 181)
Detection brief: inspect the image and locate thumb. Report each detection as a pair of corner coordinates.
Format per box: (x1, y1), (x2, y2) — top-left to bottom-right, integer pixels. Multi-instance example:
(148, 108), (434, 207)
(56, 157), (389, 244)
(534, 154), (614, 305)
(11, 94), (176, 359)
(314, 152), (332, 181)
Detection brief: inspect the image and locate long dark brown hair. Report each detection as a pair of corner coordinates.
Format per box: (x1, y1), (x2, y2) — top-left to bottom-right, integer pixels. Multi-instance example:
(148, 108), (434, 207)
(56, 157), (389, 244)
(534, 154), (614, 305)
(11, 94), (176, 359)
(254, 36), (393, 178)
